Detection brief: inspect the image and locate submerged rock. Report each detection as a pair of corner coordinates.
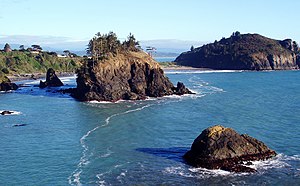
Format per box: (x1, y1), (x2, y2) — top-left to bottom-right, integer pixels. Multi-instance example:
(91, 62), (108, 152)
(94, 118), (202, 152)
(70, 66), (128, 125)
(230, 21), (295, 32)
(183, 125), (276, 172)
(39, 68), (64, 88)
(72, 51), (193, 102)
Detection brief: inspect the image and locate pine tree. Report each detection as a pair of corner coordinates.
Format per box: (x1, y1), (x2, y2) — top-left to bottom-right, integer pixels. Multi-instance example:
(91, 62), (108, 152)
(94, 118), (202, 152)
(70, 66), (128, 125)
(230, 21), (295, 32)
(4, 43), (12, 52)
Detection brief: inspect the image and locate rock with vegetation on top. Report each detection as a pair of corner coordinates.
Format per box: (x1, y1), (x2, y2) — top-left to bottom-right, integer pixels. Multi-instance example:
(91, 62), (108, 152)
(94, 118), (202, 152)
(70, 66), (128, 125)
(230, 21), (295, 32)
(72, 32), (193, 102)
(39, 68), (64, 88)
(175, 32), (300, 70)
(183, 125), (276, 172)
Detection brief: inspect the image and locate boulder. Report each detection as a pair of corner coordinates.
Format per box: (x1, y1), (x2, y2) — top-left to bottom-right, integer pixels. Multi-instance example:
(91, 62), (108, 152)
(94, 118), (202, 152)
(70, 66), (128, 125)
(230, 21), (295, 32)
(183, 125), (276, 172)
(39, 68), (64, 88)
(0, 82), (18, 91)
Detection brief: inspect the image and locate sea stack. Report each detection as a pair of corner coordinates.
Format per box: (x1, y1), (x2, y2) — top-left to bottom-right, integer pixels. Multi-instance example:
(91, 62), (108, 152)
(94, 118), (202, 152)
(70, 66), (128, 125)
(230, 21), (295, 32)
(184, 125), (276, 172)
(39, 68), (64, 88)
(175, 33), (300, 70)
(72, 32), (193, 102)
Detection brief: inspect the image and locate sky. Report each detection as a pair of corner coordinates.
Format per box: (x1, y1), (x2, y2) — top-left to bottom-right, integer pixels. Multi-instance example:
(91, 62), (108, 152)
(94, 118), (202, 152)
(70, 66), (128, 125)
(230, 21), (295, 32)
(0, 0), (299, 50)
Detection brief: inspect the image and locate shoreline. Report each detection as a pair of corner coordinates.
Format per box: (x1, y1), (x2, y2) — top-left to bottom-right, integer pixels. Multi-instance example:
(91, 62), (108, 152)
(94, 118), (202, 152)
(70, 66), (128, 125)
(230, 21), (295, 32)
(7, 72), (76, 83)
(161, 65), (212, 71)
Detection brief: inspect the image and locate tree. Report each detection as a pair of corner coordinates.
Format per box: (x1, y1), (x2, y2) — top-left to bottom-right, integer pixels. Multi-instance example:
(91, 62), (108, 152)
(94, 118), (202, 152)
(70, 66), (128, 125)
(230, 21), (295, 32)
(31, 44), (42, 51)
(4, 43), (12, 52)
(19, 45), (25, 51)
(63, 50), (71, 57)
(123, 33), (140, 52)
(292, 41), (299, 53)
(190, 45), (195, 51)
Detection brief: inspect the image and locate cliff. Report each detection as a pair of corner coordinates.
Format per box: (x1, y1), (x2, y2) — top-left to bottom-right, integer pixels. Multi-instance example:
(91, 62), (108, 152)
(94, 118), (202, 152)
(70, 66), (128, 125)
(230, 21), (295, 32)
(175, 33), (299, 70)
(72, 51), (192, 101)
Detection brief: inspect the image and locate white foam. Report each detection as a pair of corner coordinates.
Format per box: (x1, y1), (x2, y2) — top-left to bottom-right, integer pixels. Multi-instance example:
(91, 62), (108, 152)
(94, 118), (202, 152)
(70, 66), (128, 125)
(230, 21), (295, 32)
(0, 110), (22, 115)
(165, 70), (243, 74)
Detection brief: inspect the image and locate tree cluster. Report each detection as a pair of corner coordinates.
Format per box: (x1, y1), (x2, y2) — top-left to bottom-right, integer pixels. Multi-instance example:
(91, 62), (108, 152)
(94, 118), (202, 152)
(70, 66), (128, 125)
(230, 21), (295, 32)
(87, 32), (140, 61)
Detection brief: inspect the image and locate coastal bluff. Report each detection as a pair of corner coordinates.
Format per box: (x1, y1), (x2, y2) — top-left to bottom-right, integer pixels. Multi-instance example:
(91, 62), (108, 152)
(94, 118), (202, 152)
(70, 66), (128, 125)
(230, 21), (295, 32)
(184, 125), (276, 172)
(175, 33), (300, 70)
(72, 51), (192, 101)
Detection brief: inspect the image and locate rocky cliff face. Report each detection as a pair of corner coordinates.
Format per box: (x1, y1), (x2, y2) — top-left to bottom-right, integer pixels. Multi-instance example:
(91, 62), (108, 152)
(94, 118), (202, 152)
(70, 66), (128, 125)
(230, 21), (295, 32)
(184, 125), (276, 172)
(175, 33), (299, 70)
(72, 51), (192, 101)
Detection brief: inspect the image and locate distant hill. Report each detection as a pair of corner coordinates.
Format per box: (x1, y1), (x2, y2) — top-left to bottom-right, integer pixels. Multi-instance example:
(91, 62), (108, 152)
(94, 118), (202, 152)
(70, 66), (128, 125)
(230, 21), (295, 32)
(175, 33), (300, 70)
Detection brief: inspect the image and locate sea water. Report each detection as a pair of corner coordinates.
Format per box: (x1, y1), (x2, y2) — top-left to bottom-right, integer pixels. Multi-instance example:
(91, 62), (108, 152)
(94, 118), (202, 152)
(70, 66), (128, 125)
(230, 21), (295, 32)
(0, 70), (299, 185)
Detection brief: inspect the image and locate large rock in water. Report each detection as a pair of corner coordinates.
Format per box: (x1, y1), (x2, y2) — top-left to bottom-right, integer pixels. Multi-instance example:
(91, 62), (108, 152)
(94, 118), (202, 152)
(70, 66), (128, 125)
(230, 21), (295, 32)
(184, 125), (276, 172)
(0, 75), (18, 91)
(72, 51), (193, 101)
(0, 82), (18, 91)
(175, 33), (299, 70)
(39, 68), (64, 88)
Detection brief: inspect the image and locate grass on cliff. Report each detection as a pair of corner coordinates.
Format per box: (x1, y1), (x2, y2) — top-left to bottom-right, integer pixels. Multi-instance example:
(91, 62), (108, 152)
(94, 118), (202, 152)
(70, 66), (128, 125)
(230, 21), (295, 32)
(0, 50), (82, 76)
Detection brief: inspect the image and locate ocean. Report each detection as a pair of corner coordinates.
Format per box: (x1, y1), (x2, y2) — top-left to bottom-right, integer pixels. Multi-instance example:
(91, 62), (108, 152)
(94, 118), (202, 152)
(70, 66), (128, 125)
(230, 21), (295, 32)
(0, 70), (299, 185)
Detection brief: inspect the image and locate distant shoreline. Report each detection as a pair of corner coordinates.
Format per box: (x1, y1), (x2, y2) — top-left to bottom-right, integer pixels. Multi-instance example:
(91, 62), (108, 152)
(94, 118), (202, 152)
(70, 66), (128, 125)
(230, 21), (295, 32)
(8, 72), (75, 83)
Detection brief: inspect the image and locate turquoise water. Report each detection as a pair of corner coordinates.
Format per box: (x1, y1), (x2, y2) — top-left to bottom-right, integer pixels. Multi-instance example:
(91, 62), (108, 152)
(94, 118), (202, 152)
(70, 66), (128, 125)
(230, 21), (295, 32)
(154, 57), (176, 62)
(1, 71), (300, 185)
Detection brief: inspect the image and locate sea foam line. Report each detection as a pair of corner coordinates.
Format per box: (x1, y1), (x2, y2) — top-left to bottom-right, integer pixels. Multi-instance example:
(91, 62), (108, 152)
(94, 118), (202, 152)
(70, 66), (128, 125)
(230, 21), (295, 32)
(0, 110), (22, 115)
(68, 104), (152, 185)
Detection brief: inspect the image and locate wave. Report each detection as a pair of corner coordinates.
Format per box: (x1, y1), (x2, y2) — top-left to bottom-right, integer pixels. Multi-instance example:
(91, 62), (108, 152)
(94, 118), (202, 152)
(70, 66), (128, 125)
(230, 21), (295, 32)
(164, 153), (300, 179)
(69, 104), (152, 185)
(165, 70), (243, 75)
(188, 76), (225, 95)
(0, 110), (22, 115)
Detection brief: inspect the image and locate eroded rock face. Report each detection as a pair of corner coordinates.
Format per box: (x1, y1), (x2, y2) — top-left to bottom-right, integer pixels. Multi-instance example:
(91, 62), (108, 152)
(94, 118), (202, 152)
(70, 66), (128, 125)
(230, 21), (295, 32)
(39, 68), (64, 88)
(184, 125), (276, 172)
(72, 52), (193, 101)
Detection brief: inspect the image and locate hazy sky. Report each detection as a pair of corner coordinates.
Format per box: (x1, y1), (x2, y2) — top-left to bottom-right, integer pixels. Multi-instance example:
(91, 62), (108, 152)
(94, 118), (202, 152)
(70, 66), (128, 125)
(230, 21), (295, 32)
(0, 0), (299, 43)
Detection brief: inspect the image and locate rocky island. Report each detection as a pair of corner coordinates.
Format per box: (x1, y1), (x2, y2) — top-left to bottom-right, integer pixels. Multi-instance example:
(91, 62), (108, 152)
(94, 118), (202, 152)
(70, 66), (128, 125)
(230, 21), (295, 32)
(175, 32), (300, 70)
(71, 32), (193, 102)
(184, 125), (276, 172)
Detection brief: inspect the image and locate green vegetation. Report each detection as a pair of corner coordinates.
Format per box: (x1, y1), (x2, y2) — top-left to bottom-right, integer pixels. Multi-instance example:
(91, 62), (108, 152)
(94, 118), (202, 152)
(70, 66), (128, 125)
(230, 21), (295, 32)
(87, 31), (141, 61)
(0, 50), (81, 76)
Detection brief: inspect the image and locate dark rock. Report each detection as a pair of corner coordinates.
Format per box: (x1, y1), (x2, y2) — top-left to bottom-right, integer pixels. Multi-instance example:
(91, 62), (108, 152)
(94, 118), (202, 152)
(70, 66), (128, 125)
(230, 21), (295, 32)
(1, 110), (14, 115)
(39, 68), (64, 88)
(72, 52), (193, 102)
(175, 33), (299, 70)
(0, 82), (18, 91)
(183, 125), (276, 172)
(175, 82), (194, 95)
(12, 124), (27, 127)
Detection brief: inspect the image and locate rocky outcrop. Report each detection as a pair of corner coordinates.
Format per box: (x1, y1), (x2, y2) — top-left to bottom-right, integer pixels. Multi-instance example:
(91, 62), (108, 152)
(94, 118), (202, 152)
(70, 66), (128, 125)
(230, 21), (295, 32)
(0, 82), (18, 91)
(184, 125), (276, 172)
(72, 51), (193, 101)
(1, 110), (14, 115)
(175, 33), (299, 70)
(39, 68), (64, 88)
